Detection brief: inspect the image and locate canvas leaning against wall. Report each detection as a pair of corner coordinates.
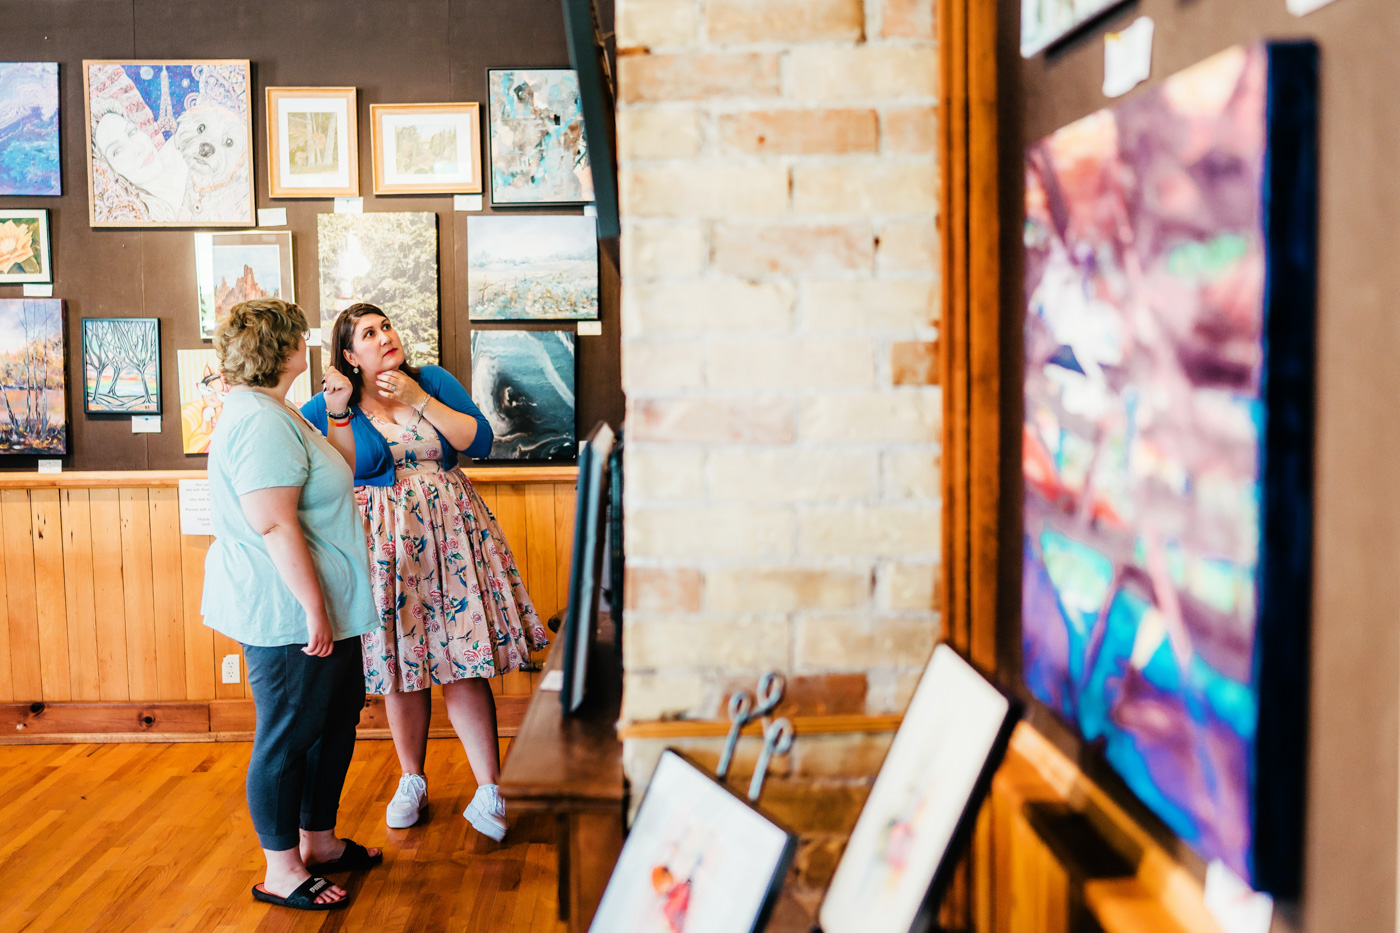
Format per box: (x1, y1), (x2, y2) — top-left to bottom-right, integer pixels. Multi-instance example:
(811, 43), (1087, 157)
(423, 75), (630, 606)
(83, 60), (255, 227)
(1020, 42), (1318, 895)
(487, 69), (594, 205)
(0, 62), (60, 196)
(467, 214), (598, 321)
(317, 211), (440, 365)
(471, 329), (576, 460)
(0, 298), (66, 454)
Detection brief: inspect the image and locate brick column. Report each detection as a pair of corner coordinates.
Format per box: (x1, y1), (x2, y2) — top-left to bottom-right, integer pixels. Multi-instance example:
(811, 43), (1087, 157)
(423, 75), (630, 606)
(616, 0), (941, 899)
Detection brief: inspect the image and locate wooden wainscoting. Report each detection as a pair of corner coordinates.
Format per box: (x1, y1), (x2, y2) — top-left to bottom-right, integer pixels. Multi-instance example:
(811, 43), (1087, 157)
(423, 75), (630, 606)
(0, 468), (576, 742)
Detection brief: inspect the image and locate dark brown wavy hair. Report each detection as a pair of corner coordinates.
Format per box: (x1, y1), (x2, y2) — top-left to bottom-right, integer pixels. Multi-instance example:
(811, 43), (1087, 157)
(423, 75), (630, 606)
(328, 302), (421, 406)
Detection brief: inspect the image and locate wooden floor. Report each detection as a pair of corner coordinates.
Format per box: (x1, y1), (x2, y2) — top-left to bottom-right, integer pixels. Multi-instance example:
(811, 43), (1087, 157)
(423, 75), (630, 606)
(0, 738), (567, 933)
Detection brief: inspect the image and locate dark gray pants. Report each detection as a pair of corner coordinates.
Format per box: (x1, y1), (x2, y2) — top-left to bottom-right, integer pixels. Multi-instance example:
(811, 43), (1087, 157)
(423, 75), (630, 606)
(243, 637), (365, 851)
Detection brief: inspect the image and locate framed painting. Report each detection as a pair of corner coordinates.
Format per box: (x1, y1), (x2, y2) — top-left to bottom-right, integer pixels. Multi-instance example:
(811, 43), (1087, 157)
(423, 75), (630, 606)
(467, 214), (598, 321)
(487, 68), (593, 205)
(0, 298), (66, 454)
(83, 60), (255, 227)
(1021, 42), (1318, 895)
(177, 346), (311, 455)
(266, 86), (359, 198)
(0, 62), (60, 196)
(1021, 0), (1130, 57)
(317, 211), (439, 365)
(470, 329), (575, 460)
(589, 750), (797, 933)
(370, 102), (481, 195)
(820, 645), (1020, 933)
(82, 318), (160, 415)
(0, 209), (51, 284)
(194, 230), (294, 340)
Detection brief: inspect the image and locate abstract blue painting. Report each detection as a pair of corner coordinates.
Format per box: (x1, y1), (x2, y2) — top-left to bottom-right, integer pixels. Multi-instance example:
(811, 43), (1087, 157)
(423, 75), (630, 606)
(471, 329), (576, 460)
(0, 63), (60, 196)
(487, 69), (593, 204)
(1021, 43), (1317, 895)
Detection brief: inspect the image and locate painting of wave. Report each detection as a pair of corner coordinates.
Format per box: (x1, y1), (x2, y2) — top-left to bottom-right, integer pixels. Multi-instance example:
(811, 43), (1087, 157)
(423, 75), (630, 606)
(471, 329), (575, 460)
(0, 63), (60, 196)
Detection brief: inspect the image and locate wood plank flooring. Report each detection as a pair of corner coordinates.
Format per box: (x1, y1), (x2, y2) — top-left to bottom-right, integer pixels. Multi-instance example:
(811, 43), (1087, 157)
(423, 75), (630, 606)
(0, 738), (567, 933)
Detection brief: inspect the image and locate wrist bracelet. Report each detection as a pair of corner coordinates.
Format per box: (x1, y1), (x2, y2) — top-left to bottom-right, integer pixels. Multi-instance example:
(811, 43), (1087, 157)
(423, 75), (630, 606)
(329, 417), (351, 427)
(413, 397), (430, 415)
(326, 408), (352, 421)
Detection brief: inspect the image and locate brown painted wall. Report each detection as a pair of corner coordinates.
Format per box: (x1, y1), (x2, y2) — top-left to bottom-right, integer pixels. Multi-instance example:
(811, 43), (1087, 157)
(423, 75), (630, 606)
(0, 0), (622, 472)
(997, 0), (1400, 930)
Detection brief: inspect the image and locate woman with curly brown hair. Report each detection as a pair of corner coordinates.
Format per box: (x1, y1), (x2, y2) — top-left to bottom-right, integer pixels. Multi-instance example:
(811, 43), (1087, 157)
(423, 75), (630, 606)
(202, 298), (381, 911)
(303, 303), (547, 842)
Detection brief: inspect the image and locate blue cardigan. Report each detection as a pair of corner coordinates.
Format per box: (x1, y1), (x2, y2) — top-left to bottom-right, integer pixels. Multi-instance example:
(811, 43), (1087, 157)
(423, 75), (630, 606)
(302, 365), (494, 486)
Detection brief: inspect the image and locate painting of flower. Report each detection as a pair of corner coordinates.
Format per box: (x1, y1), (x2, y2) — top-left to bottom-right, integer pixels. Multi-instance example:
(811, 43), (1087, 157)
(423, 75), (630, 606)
(0, 210), (51, 284)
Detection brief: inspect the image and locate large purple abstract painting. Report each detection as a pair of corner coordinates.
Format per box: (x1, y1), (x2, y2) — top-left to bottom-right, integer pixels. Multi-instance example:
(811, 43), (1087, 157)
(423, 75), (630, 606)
(1021, 42), (1317, 894)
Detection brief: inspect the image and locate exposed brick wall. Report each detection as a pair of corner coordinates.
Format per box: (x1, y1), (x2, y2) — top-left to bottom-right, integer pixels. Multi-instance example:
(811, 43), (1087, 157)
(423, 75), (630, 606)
(616, 0), (941, 900)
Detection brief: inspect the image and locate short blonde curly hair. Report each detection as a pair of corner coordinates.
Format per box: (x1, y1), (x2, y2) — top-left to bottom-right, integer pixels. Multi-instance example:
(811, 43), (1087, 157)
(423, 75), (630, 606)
(215, 298), (307, 388)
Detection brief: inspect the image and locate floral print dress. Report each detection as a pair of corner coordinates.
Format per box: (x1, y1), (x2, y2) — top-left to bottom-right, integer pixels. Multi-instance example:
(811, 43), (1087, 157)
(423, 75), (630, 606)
(360, 411), (548, 694)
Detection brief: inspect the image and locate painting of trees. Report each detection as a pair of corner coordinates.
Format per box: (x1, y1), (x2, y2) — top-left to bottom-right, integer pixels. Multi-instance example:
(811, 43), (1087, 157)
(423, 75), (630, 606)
(0, 298), (66, 454)
(82, 317), (160, 414)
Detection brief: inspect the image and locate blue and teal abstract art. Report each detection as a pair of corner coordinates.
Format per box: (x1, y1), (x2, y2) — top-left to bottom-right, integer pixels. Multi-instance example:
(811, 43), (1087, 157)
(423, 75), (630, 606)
(487, 69), (593, 204)
(0, 63), (60, 196)
(1021, 43), (1317, 895)
(471, 329), (576, 460)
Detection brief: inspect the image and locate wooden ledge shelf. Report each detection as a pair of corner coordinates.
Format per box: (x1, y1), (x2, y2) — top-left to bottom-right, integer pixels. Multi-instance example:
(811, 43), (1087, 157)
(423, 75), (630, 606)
(0, 465), (578, 488)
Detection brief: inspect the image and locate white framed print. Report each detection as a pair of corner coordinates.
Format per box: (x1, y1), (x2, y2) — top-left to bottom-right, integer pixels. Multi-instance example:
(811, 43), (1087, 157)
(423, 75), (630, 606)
(266, 86), (359, 198)
(371, 102), (482, 195)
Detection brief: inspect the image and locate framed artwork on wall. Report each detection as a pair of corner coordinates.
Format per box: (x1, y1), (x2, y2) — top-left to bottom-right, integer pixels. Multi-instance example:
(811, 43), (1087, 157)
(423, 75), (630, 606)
(177, 346), (311, 455)
(487, 68), (593, 205)
(194, 230), (295, 340)
(317, 211), (440, 365)
(83, 59), (255, 227)
(1021, 0), (1131, 57)
(266, 86), (359, 198)
(82, 318), (160, 415)
(0, 209), (51, 284)
(467, 214), (598, 321)
(819, 645), (1020, 933)
(370, 102), (481, 195)
(0, 298), (66, 454)
(0, 62), (61, 196)
(589, 749), (797, 933)
(470, 329), (575, 460)
(1021, 42), (1318, 895)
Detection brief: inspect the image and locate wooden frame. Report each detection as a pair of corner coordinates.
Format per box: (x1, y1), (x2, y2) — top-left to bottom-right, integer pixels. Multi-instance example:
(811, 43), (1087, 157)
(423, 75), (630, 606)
(370, 101), (482, 195)
(265, 86), (359, 198)
(82, 59), (255, 228)
(0, 208), (52, 284)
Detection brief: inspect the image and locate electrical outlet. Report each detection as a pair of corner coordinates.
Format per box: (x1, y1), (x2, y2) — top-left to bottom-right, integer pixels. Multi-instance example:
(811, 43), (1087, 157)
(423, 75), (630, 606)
(221, 654), (241, 684)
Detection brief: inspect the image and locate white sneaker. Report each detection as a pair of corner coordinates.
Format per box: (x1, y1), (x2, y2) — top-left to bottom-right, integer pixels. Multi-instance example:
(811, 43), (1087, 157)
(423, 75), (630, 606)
(386, 773), (427, 828)
(463, 784), (507, 841)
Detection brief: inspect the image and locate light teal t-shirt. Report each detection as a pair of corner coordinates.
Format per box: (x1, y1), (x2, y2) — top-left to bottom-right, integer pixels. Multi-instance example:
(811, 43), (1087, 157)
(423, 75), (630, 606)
(201, 391), (376, 647)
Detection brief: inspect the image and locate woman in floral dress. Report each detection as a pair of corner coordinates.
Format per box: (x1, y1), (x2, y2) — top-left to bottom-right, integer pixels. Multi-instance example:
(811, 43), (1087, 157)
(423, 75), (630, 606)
(303, 303), (547, 841)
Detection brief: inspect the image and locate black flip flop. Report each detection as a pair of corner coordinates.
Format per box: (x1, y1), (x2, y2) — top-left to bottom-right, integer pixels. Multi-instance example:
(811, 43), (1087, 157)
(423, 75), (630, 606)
(307, 839), (384, 874)
(251, 875), (348, 911)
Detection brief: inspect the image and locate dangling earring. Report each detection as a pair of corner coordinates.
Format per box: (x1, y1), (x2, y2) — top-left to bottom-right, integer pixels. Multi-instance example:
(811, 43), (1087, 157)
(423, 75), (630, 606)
(353, 366), (359, 374)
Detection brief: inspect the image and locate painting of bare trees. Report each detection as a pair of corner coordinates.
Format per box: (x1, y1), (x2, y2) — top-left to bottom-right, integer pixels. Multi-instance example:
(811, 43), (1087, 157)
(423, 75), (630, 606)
(0, 298), (66, 454)
(82, 317), (160, 415)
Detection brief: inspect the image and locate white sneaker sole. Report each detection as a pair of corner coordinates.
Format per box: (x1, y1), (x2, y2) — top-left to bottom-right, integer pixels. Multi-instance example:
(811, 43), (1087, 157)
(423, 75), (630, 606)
(463, 800), (507, 841)
(386, 801), (426, 829)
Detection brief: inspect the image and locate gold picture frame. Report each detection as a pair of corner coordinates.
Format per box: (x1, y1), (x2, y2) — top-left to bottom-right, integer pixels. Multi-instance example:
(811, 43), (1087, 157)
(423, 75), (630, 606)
(266, 86), (359, 198)
(370, 102), (482, 196)
(83, 59), (256, 228)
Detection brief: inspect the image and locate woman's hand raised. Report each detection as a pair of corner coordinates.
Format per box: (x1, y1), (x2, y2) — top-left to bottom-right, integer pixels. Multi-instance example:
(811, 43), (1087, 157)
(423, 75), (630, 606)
(323, 367), (354, 413)
(376, 369), (429, 409)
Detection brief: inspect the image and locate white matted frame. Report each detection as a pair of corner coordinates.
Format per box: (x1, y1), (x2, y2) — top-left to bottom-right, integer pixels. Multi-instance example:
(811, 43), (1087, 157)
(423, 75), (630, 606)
(818, 645), (1021, 933)
(82, 59), (255, 228)
(266, 86), (359, 198)
(371, 102), (482, 195)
